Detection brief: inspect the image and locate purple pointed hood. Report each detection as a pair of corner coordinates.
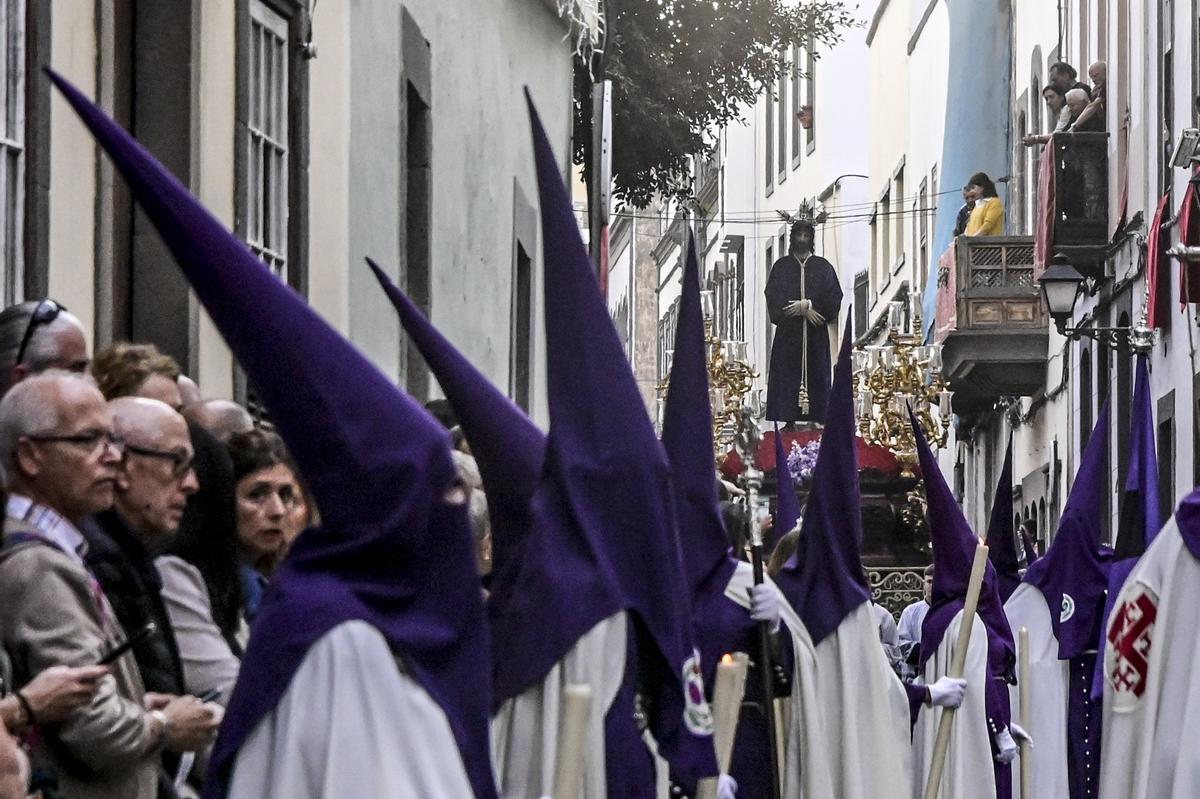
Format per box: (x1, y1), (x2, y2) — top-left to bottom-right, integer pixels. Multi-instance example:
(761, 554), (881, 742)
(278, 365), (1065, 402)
(773, 423), (803, 548)
(776, 320), (871, 644)
(44, 71), (498, 799)
(1174, 488), (1200, 560)
(660, 233), (737, 596)
(987, 441), (1021, 602)
(487, 94), (714, 782)
(1023, 398), (1113, 659)
(914, 414), (1015, 678)
(1093, 356), (1161, 697)
(367, 258), (546, 575)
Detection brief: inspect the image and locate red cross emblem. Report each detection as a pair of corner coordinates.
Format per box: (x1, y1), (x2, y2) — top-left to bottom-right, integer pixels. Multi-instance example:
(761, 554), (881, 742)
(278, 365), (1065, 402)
(1107, 592), (1157, 700)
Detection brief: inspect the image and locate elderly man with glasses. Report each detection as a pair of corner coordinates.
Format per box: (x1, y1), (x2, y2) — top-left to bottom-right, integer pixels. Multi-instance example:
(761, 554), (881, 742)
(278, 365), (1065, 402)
(0, 372), (218, 799)
(84, 397), (199, 698)
(0, 300), (90, 398)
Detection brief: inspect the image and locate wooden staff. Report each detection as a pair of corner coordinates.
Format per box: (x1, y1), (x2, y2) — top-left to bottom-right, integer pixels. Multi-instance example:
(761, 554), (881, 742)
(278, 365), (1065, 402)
(551, 683), (593, 799)
(697, 652), (750, 799)
(1018, 627), (1032, 799)
(922, 541), (989, 799)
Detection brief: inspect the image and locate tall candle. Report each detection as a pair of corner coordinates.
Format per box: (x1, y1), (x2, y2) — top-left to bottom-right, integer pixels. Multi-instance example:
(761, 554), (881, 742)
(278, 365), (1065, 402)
(552, 684), (594, 799)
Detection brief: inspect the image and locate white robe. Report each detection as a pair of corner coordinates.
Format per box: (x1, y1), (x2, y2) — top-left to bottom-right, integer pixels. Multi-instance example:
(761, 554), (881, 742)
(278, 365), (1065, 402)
(1099, 515), (1200, 799)
(491, 612), (627, 799)
(1003, 582), (1069, 798)
(227, 620), (475, 799)
(723, 564), (834, 798)
(911, 610), (996, 799)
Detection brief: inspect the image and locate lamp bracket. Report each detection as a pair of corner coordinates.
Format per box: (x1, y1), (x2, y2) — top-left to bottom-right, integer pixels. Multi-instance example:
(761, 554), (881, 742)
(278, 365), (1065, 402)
(1057, 323), (1154, 353)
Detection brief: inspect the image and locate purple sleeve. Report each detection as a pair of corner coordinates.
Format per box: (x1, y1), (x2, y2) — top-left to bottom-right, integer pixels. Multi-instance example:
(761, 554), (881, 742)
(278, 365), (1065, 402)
(905, 682), (928, 728)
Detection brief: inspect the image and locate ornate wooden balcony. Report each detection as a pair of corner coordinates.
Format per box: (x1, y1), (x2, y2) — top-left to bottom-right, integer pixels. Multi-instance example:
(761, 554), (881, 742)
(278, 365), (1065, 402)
(935, 236), (1048, 410)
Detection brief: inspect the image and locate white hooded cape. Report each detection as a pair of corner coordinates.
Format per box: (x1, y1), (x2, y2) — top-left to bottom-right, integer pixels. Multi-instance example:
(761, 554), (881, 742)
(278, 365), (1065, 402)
(227, 620), (474, 799)
(1003, 582), (1069, 798)
(1099, 515), (1200, 799)
(911, 609), (996, 799)
(491, 612), (627, 799)
(723, 563), (833, 798)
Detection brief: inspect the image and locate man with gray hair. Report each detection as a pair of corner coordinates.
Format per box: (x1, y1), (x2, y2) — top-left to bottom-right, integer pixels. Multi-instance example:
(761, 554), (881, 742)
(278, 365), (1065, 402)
(183, 398), (255, 443)
(0, 300), (90, 398)
(0, 372), (217, 799)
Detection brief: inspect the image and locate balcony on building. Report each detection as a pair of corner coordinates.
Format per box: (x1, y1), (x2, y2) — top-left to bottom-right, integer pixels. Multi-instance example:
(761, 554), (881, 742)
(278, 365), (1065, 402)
(1041, 130), (1110, 276)
(935, 236), (1048, 412)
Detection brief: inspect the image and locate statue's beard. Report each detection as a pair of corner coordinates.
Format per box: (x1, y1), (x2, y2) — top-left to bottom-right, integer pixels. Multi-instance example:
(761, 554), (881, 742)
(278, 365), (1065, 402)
(794, 242), (813, 256)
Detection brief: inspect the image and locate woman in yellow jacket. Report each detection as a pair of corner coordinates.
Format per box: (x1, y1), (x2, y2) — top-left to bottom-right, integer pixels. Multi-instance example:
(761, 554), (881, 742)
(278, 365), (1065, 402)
(964, 172), (1004, 236)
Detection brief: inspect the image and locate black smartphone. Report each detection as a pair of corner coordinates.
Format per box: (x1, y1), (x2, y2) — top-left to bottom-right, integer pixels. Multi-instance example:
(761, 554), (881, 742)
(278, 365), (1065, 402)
(197, 688), (222, 703)
(98, 622), (157, 665)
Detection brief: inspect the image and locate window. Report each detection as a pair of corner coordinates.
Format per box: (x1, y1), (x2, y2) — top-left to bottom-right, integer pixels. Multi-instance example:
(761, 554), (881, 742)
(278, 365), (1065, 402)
(765, 240), (774, 359)
(1158, 391), (1175, 525)
(804, 36), (816, 149)
(0, 0), (23, 306)
(1013, 110), (1027, 234)
(917, 178), (929, 291)
(1080, 346), (1093, 451)
(243, 1), (290, 280)
(853, 270), (868, 337)
(510, 182), (536, 411)
(1160, 0), (1174, 196)
(777, 51), (787, 181)
(869, 212), (878, 299)
(1116, 312), (1133, 518)
(893, 166), (905, 268)
(791, 44), (802, 165)
(764, 91), (774, 192)
(399, 7), (433, 397)
(511, 242), (532, 411)
(879, 187), (891, 278)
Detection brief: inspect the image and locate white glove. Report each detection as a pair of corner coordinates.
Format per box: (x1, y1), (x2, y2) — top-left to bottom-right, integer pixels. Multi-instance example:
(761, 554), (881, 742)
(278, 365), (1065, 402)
(926, 676), (967, 708)
(803, 308), (826, 326)
(994, 727), (1018, 764)
(749, 584), (782, 633)
(1010, 721), (1032, 747)
(718, 773), (738, 799)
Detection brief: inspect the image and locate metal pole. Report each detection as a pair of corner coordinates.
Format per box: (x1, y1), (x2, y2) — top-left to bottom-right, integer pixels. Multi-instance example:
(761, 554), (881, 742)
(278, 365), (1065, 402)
(743, 463), (782, 799)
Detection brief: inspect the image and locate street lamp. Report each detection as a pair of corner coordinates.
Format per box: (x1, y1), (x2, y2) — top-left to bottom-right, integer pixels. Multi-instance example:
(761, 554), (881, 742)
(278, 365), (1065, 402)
(1037, 253), (1154, 353)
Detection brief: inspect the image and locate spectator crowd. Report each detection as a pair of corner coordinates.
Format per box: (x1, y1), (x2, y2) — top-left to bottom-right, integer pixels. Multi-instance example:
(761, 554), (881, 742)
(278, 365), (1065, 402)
(0, 297), (493, 798)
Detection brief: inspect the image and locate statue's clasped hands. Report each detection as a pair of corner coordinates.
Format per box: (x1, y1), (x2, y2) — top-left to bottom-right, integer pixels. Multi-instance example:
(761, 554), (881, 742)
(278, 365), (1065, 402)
(784, 299), (825, 326)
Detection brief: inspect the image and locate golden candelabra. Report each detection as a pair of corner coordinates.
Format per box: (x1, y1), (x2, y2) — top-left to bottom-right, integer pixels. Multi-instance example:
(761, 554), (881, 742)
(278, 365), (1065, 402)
(657, 290), (761, 460)
(853, 297), (951, 478)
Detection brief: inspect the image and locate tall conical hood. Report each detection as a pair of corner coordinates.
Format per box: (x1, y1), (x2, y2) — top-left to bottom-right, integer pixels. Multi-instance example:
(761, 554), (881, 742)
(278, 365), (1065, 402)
(44, 71), (497, 799)
(987, 440), (1021, 602)
(660, 233), (736, 594)
(490, 94), (715, 782)
(773, 423), (803, 548)
(913, 413), (1015, 675)
(1093, 357), (1162, 697)
(776, 319), (871, 644)
(367, 257), (546, 573)
(1115, 354), (1162, 557)
(1024, 397), (1113, 659)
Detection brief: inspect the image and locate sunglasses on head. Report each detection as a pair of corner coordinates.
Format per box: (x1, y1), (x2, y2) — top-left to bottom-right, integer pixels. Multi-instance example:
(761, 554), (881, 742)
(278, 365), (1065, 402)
(16, 299), (67, 367)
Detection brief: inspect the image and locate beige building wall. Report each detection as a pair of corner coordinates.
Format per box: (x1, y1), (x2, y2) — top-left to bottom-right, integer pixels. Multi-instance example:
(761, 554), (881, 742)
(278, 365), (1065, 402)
(30, 1), (589, 422)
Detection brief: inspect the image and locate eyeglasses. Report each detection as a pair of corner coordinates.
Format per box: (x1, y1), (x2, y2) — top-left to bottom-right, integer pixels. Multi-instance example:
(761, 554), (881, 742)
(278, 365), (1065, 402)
(27, 429), (125, 456)
(125, 444), (195, 479)
(15, 300), (67, 367)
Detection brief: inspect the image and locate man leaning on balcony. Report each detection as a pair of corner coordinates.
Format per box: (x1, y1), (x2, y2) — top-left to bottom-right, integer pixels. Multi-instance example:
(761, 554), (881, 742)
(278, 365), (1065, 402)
(963, 173), (1004, 237)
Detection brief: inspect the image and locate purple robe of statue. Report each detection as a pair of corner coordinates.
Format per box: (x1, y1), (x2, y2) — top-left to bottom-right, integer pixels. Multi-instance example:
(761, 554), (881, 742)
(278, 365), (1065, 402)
(764, 254), (842, 424)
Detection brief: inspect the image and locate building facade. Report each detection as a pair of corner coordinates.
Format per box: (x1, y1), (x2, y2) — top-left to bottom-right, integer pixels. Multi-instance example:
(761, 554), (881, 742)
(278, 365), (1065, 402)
(12, 0), (591, 424)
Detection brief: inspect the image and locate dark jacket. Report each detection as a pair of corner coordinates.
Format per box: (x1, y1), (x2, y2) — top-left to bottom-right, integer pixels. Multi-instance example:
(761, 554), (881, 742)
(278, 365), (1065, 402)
(83, 511), (185, 696)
